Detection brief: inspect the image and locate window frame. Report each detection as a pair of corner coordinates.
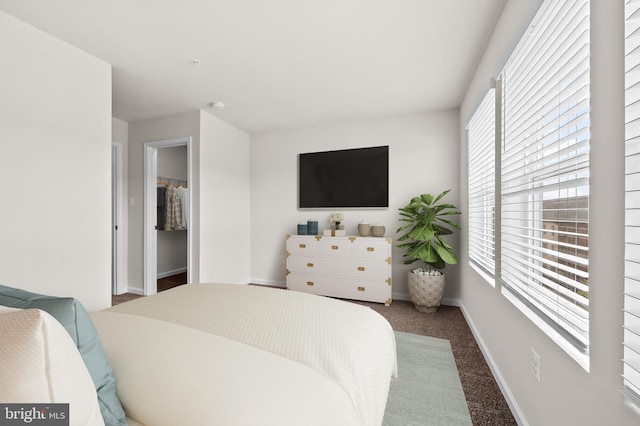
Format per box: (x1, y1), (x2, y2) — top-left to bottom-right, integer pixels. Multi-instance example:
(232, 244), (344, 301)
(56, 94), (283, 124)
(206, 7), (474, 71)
(623, 0), (640, 407)
(498, 0), (591, 370)
(467, 88), (497, 285)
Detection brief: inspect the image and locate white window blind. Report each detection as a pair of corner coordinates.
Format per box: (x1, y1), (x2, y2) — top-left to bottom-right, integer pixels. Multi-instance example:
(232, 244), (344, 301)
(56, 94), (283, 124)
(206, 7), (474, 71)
(624, 0), (640, 407)
(467, 88), (496, 283)
(500, 0), (590, 360)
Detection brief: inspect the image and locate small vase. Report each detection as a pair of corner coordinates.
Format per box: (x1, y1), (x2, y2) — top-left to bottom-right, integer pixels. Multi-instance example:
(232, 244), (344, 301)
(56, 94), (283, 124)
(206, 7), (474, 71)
(307, 220), (318, 235)
(358, 223), (370, 236)
(371, 225), (385, 237)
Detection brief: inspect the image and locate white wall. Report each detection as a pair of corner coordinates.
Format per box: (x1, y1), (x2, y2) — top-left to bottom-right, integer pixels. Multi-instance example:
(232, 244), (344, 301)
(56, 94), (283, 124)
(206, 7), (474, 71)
(250, 112), (460, 299)
(459, 1), (636, 425)
(0, 11), (112, 311)
(199, 110), (251, 284)
(113, 117), (129, 144)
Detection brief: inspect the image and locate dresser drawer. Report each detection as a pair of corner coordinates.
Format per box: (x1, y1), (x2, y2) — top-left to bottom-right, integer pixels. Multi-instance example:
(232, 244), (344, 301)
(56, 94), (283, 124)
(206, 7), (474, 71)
(287, 255), (332, 275)
(333, 259), (390, 279)
(351, 238), (392, 260)
(286, 236), (318, 255)
(287, 274), (334, 295)
(317, 237), (352, 257)
(335, 278), (390, 303)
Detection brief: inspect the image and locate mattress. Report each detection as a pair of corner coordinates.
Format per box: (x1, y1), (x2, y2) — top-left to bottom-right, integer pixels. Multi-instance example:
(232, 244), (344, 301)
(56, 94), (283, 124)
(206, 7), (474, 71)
(103, 283), (397, 426)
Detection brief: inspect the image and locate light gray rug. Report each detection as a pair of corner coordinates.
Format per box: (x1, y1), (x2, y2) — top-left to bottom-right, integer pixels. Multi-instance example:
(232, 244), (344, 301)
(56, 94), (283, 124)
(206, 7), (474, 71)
(383, 331), (472, 426)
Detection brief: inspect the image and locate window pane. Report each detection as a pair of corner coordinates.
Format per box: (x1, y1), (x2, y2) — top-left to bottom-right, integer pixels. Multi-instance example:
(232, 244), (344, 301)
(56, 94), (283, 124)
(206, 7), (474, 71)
(468, 89), (496, 282)
(500, 0), (590, 358)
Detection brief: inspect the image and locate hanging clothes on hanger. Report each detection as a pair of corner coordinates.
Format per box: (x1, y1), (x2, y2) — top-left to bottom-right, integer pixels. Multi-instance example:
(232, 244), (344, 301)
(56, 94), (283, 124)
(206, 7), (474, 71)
(177, 186), (189, 229)
(157, 186), (166, 231)
(164, 184), (183, 231)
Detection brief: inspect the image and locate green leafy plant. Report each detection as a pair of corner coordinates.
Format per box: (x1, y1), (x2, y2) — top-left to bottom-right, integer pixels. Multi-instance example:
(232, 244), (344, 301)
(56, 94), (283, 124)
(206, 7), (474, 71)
(396, 190), (461, 270)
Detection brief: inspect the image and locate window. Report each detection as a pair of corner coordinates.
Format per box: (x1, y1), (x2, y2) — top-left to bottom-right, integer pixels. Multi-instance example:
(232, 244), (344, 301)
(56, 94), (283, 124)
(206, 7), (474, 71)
(500, 0), (590, 367)
(467, 88), (496, 284)
(624, 0), (640, 407)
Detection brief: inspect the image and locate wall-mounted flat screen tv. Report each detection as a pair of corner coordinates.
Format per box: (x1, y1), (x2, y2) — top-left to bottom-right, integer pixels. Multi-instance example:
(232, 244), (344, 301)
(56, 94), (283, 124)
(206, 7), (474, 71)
(299, 146), (389, 208)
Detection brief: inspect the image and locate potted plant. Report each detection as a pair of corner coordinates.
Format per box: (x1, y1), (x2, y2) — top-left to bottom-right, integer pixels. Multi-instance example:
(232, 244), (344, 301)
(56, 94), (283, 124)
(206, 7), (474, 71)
(396, 190), (461, 312)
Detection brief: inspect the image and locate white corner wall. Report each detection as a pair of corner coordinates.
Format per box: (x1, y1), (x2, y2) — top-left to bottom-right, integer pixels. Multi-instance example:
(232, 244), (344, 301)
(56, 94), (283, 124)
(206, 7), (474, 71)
(0, 11), (112, 311)
(249, 112), (460, 299)
(199, 110), (251, 283)
(126, 110), (251, 291)
(113, 117), (129, 144)
(459, 1), (636, 425)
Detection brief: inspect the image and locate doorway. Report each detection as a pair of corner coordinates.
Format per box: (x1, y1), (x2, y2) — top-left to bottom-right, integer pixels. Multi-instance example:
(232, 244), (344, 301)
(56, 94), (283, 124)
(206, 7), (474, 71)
(143, 137), (192, 296)
(111, 142), (124, 295)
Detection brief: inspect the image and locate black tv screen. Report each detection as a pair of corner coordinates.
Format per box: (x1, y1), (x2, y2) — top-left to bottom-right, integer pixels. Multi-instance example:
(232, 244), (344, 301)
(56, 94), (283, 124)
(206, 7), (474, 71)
(299, 146), (389, 208)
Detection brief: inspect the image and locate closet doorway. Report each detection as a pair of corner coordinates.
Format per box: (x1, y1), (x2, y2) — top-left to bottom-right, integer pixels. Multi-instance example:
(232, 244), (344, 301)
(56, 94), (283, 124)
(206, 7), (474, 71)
(143, 137), (192, 296)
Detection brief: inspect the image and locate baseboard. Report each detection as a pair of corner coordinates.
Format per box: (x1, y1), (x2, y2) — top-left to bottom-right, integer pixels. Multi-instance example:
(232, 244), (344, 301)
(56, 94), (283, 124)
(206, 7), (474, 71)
(442, 297), (460, 307)
(157, 267), (187, 279)
(393, 295), (458, 305)
(251, 279), (286, 288)
(126, 287), (144, 296)
(392, 292), (411, 302)
(457, 300), (528, 426)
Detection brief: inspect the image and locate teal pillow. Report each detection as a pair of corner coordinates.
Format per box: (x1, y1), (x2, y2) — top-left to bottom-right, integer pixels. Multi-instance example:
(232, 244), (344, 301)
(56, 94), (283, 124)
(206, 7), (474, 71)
(0, 285), (127, 426)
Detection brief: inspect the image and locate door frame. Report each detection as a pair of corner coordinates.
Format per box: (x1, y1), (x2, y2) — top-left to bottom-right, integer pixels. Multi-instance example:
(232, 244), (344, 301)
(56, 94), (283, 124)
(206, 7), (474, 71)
(143, 137), (192, 296)
(111, 142), (125, 295)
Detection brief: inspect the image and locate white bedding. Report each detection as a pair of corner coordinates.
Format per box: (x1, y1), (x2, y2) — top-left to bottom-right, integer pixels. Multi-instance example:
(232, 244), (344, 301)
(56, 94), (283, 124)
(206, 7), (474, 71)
(91, 311), (364, 426)
(103, 283), (397, 426)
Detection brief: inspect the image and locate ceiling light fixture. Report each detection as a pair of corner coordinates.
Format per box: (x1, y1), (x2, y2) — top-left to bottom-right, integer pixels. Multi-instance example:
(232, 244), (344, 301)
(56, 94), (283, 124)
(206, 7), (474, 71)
(209, 101), (225, 110)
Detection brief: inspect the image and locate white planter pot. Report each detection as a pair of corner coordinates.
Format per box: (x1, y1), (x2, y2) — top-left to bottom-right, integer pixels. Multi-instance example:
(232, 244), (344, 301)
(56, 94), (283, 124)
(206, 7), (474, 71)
(407, 271), (445, 313)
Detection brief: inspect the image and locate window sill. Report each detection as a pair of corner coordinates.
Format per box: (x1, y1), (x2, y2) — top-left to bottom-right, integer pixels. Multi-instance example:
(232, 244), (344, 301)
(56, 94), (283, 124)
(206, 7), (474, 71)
(501, 288), (590, 372)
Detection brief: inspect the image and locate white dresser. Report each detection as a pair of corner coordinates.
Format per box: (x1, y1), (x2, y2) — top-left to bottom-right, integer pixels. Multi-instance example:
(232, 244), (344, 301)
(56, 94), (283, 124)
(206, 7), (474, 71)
(286, 235), (392, 305)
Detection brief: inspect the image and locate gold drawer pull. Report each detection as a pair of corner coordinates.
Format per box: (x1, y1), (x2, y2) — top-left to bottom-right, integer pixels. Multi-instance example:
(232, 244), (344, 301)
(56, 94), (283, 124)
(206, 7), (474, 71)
(357, 286), (365, 292)
(307, 281), (314, 286)
(299, 244), (306, 248)
(331, 245), (339, 250)
(367, 247), (375, 252)
(357, 266), (365, 272)
(307, 262), (314, 267)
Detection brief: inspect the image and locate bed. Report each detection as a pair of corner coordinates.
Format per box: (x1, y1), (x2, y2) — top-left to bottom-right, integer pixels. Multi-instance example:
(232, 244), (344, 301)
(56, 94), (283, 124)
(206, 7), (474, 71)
(90, 283), (397, 426)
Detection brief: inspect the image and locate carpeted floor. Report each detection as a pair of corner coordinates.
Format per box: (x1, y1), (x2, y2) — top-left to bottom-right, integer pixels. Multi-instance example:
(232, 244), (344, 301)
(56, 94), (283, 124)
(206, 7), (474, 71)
(112, 278), (516, 426)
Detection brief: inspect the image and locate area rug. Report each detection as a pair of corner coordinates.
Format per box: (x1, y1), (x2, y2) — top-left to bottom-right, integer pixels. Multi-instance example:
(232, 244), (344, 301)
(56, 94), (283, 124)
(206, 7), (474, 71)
(383, 331), (472, 426)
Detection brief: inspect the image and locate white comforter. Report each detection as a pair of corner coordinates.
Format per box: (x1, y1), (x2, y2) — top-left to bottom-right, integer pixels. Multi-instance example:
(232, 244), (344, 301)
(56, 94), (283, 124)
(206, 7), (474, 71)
(100, 283), (397, 426)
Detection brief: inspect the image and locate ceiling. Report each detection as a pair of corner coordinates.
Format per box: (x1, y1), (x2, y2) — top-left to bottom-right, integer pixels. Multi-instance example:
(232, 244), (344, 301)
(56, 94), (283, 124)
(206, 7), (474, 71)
(0, 0), (506, 133)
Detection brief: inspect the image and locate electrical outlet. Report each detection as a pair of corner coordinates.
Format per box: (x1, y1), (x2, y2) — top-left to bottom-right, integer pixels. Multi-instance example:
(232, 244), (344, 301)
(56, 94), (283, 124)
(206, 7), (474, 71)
(531, 348), (541, 384)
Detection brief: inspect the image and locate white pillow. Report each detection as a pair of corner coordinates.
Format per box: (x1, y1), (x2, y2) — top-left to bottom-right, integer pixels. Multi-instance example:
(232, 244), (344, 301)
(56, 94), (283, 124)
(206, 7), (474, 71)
(0, 307), (105, 426)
